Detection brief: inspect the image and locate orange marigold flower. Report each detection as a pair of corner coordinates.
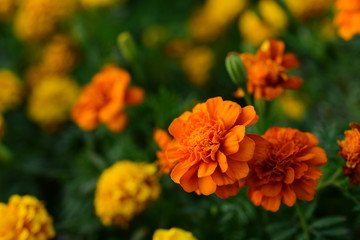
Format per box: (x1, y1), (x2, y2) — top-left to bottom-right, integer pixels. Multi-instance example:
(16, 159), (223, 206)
(238, 39), (302, 100)
(72, 65), (144, 132)
(166, 97), (259, 199)
(154, 128), (175, 174)
(247, 127), (327, 212)
(334, 0), (360, 40)
(338, 122), (360, 185)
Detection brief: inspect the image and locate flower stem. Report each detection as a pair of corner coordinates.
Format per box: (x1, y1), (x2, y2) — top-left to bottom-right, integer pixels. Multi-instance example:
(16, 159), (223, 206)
(255, 99), (266, 134)
(295, 203), (310, 240)
(317, 167), (342, 190)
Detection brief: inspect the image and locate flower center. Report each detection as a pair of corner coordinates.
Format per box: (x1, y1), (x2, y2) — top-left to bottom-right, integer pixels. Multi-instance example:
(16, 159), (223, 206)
(184, 112), (223, 162)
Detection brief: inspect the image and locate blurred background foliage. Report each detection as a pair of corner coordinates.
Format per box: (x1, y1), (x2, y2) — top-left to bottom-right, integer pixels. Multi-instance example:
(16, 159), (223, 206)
(0, 0), (359, 239)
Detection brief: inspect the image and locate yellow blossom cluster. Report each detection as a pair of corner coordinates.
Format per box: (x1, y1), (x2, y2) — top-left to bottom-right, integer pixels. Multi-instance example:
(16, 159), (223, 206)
(239, 0), (288, 46)
(181, 46), (215, 86)
(284, 0), (332, 21)
(26, 35), (77, 87)
(0, 195), (55, 240)
(80, 0), (118, 8)
(95, 160), (160, 228)
(189, 0), (248, 42)
(27, 76), (79, 129)
(0, 69), (23, 113)
(13, 0), (78, 42)
(153, 228), (198, 240)
(0, 0), (15, 20)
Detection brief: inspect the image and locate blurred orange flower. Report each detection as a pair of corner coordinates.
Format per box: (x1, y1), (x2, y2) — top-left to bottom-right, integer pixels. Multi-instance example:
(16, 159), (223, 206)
(247, 127), (327, 212)
(166, 97), (259, 199)
(72, 65), (144, 132)
(239, 40), (302, 100)
(338, 122), (360, 185)
(154, 128), (175, 174)
(334, 0), (360, 40)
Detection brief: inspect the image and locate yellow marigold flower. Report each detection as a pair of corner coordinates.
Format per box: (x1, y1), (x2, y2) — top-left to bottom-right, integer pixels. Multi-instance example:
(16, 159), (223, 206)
(181, 46), (215, 86)
(0, 0), (15, 20)
(14, 0), (77, 42)
(284, 0), (332, 21)
(190, 0), (248, 42)
(239, 0), (287, 46)
(80, 0), (118, 8)
(27, 75), (79, 128)
(94, 160), (160, 228)
(239, 10), (273, 46)
(0, 195), (55, 240)
(280, 92), (305, 121)
(153, 228), (198, 240)
(26, 35), (77, 88)
(41, 35), (77, 75)
(259, 0), (288, 32)
(0, 69), (22, 112)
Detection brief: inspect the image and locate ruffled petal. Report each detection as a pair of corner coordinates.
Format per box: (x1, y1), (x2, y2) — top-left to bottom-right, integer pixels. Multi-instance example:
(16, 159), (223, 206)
(292, 179), (316, 201)
(198, 176), (217, 195)
(179, 165), (199, 192)
(217, 151), (228, 173)
(261, 194), (282, 212)
(198, 161), (218, 178)
(228, 136), (255, 162)
(282, 184), (296, 207)
(260, 182), (282, 197)
(225, 160), (249, 180)
(211, 169), (235, 186)
(236, 106), (258, 126)
(215, 183), (240, 199)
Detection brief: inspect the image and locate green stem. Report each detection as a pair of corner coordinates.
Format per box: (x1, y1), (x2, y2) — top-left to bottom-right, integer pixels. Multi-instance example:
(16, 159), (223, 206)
(295, 203), (310, 240)
(255, 99), (266, 134)
(317, 167), (342, 190)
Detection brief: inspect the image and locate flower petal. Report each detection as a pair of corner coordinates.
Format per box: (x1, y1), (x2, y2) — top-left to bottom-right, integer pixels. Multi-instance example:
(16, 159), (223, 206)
(228, 136), (255, 162)
(282, 185), (296, 207)
(198, 161), (218, 178)
(217, 151), (228, 173)
(282, 53), (300, 69)
(198, 176), (217, 195)
(236, 105), (258, 126)
(283, 76), (303, 89)
(304, 147), (327, 166)
(179, 165), (199, 192)
(248, 189), (263, 206)
(211, 169), (235, 186)
(260, 182), (282, 197)
(292, 179), (316, 201)
(261, 195), (282, 212)
(205, 97), (223, 119)
(284, 167), (295, 184)
(215, 183), (240, 199)
(215, 100), (241, 129)
(170, 163), (191, 183)
(221, 132), (240, 155)
(225, 160), (249, 180)
(168, 117), (184, 138)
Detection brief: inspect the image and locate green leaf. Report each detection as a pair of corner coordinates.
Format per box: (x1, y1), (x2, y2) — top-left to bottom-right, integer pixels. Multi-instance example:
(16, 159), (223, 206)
(319, 227), (349, 236)
(310, 216), (346, 229)
(272, 227), (298, 240)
